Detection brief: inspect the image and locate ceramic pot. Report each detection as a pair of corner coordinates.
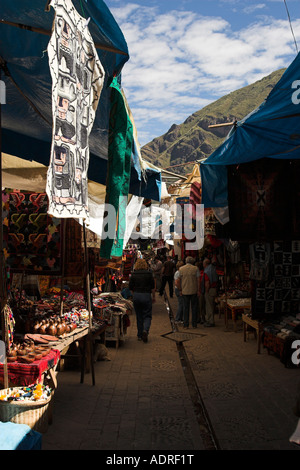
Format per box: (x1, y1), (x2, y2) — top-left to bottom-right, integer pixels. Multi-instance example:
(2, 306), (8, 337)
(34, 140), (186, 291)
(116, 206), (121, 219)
(56, 321), (65, 336)
(38, 320), (47, 334)
(7, 346), (17, 357)
(33, 321), (41, 334)
(47, 320), (57, 336)
(7, 356), (17, 363)
(18, 355), (35, 364)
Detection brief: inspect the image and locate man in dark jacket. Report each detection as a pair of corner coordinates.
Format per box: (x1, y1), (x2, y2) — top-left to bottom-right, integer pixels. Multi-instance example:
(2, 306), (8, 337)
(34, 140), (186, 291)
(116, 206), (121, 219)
(159, 256), (175, 298)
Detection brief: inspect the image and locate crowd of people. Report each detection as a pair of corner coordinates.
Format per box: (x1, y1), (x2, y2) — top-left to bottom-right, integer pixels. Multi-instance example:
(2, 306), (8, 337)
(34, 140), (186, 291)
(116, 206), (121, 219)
(127, 254), (219, 342)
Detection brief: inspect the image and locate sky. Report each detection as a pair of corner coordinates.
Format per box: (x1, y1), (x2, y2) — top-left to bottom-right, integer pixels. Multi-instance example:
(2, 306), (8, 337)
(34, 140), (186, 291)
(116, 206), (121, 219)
(104, 0), (300, 147)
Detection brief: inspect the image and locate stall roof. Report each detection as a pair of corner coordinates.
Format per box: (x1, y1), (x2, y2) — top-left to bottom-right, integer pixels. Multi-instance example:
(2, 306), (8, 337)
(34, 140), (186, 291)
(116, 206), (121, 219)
(200, 51), (300, 208)
(0, 0), (161, 201)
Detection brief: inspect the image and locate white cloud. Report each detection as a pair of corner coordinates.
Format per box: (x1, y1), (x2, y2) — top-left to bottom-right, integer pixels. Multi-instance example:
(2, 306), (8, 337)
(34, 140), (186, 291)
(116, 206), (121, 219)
(243, 4), (266, 14)
(109, 3), (300, 145)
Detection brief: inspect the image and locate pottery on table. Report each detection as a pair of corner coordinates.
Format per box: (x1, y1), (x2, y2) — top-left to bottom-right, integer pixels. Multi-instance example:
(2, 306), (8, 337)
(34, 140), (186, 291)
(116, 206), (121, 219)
(7, 356), (17, 363)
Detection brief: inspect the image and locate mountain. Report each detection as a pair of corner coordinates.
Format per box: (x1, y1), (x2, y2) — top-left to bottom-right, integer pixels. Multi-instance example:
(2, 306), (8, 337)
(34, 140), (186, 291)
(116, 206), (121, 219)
(141, 68), (285, 176)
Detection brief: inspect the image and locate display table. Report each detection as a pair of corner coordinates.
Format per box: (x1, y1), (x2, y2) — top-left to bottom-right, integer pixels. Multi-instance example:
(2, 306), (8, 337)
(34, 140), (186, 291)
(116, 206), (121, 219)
(225, 298), (251, 332)
(262, 330), (299, 367)
(0, 349), (60, 387)
(242, 314), (263, 353)
(51, 323), (107, 386)
(0, 323), (107, 389)
(104, 311), (126, 348)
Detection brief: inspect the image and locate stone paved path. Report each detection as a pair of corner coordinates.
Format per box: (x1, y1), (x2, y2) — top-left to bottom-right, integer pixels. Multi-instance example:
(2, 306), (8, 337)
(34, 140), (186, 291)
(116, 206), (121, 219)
(42, 294), (300, 452)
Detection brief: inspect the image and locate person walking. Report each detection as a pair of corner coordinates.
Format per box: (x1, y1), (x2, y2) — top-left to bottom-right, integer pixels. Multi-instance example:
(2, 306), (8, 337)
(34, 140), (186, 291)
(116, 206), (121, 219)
(129, 258), (155, 342)
(177, 256), (200, 329)
(174, 261), (184, 323)
(151, 256), (163, 292)
(201, 258), (218, 327)
(159, 256), (175, 298)
(196, 261), (206, 324)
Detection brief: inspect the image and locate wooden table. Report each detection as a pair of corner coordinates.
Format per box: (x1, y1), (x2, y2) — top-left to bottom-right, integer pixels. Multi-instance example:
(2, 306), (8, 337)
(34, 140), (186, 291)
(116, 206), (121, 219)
(225, 298), (251, 332)
(242, 314), (263, 354)
(44, 323), (107, 387)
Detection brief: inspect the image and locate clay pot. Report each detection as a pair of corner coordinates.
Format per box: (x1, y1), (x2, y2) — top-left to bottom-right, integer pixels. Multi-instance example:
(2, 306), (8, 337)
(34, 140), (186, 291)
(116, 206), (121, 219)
(47, 320), (57, 336)
(7, 348), (17, 357)
(33, 321), (41, 334)
(35, 346), (50, 357)
(7, 356), (17, 363)
(56, 321), (65, 336)
(60, 317), (67, 332)
(24, 341), (35, 352)
(17, 347), (28, 356)
(41, 348), (50, 357)
(18, 355), (35, 364)
(38, 320), (47, 334)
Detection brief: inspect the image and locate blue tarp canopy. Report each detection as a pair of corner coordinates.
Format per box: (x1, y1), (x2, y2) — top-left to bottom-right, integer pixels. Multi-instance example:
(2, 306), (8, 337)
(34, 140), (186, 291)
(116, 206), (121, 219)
(200, 51), (300, 208)
(0, 0), (161, 201)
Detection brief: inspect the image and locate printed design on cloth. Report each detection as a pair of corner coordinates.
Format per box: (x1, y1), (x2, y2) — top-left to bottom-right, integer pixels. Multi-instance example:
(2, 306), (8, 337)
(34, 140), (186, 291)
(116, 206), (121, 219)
(252, 240), (300, 318)
(47, 0), (105, 221)
(227, 159), (291, 241)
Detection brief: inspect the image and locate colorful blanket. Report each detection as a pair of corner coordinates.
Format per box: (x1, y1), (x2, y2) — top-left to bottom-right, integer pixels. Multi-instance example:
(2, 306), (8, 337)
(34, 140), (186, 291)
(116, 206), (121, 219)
(2, 190), (62, 274)
(0, 349), (60, 386)
(100, 77), (133, 259)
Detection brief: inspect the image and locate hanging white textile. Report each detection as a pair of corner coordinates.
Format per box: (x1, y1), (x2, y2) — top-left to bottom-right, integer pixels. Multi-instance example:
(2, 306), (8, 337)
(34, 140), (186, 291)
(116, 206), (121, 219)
(46, 0), (105, 222)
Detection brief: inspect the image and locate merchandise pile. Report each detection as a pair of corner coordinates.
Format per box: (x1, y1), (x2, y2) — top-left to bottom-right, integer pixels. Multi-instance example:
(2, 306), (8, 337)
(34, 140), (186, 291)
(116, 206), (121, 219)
(0, 384), (52, 402)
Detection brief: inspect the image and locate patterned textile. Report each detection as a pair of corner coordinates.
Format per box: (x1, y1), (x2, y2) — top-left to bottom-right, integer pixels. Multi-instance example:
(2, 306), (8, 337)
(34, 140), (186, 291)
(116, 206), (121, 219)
(189, 181), (201, 231)
(64, 218), (83, 276)
(100, 77), (133, 259)
(2, 190), (62, 274)
(0, 349), (60, 386)
(252, 240), (300, 319)
(227, 159), (292, 241)
(189, 181), (201, 207)
(47, 0), (105, 221)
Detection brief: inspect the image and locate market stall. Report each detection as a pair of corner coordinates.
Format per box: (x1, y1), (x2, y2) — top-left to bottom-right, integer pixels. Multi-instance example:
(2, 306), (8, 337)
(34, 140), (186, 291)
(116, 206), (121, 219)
(0, 0), (152, 443)
(199, 52), (300, 362)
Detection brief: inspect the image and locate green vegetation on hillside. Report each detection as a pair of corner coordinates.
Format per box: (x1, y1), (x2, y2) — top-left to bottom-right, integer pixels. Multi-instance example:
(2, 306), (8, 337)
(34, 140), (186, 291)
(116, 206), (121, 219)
(141, 69), (285, 175)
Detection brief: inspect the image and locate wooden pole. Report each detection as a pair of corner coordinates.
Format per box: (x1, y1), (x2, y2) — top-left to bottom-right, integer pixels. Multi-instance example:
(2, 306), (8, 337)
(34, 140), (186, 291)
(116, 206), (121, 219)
(208, 121), (236, 129)
(82, 221), (95, 386)
(60, 219), (66, 316)
(0, 65), (8, 388)
(224, 244), (228, 330)
(83, 222), (92, 330)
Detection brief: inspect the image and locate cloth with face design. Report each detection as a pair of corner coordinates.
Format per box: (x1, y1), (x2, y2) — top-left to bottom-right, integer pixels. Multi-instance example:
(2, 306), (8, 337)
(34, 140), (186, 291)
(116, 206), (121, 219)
(46, 0), (105, 222)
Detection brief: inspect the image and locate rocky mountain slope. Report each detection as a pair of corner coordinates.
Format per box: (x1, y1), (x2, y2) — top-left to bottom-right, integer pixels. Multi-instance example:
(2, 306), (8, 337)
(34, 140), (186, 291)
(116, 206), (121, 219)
(141, 68), (285, 175)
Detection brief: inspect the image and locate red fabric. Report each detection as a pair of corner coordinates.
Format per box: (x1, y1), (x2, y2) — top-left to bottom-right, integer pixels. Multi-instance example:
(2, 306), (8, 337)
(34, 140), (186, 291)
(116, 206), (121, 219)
(0, 349), (60, 386)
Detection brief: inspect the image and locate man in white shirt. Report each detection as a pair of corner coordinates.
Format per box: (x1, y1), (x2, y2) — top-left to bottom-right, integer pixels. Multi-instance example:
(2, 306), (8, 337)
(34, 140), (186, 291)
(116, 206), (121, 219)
(177, 256), (200, 329)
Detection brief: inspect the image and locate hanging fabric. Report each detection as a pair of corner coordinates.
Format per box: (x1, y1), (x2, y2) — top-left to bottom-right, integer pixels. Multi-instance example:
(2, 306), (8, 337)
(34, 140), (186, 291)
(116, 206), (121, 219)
(100, 76), (133, 259)
(46, 0), (105, 222)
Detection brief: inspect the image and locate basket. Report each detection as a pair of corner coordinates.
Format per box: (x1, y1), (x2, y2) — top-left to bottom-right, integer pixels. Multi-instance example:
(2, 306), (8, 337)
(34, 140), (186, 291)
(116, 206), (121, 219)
(0, 388), (53, 433)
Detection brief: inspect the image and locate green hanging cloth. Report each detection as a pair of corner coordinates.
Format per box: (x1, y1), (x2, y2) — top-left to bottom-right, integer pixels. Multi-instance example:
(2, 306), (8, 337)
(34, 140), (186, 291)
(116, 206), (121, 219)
(100, 77), (133, 259)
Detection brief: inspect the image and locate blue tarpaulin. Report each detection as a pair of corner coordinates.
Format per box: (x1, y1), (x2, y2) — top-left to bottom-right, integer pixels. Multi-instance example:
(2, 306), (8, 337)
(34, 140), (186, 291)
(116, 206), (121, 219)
(0, 0), (161, 201)
(200, 51), (300, 208)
